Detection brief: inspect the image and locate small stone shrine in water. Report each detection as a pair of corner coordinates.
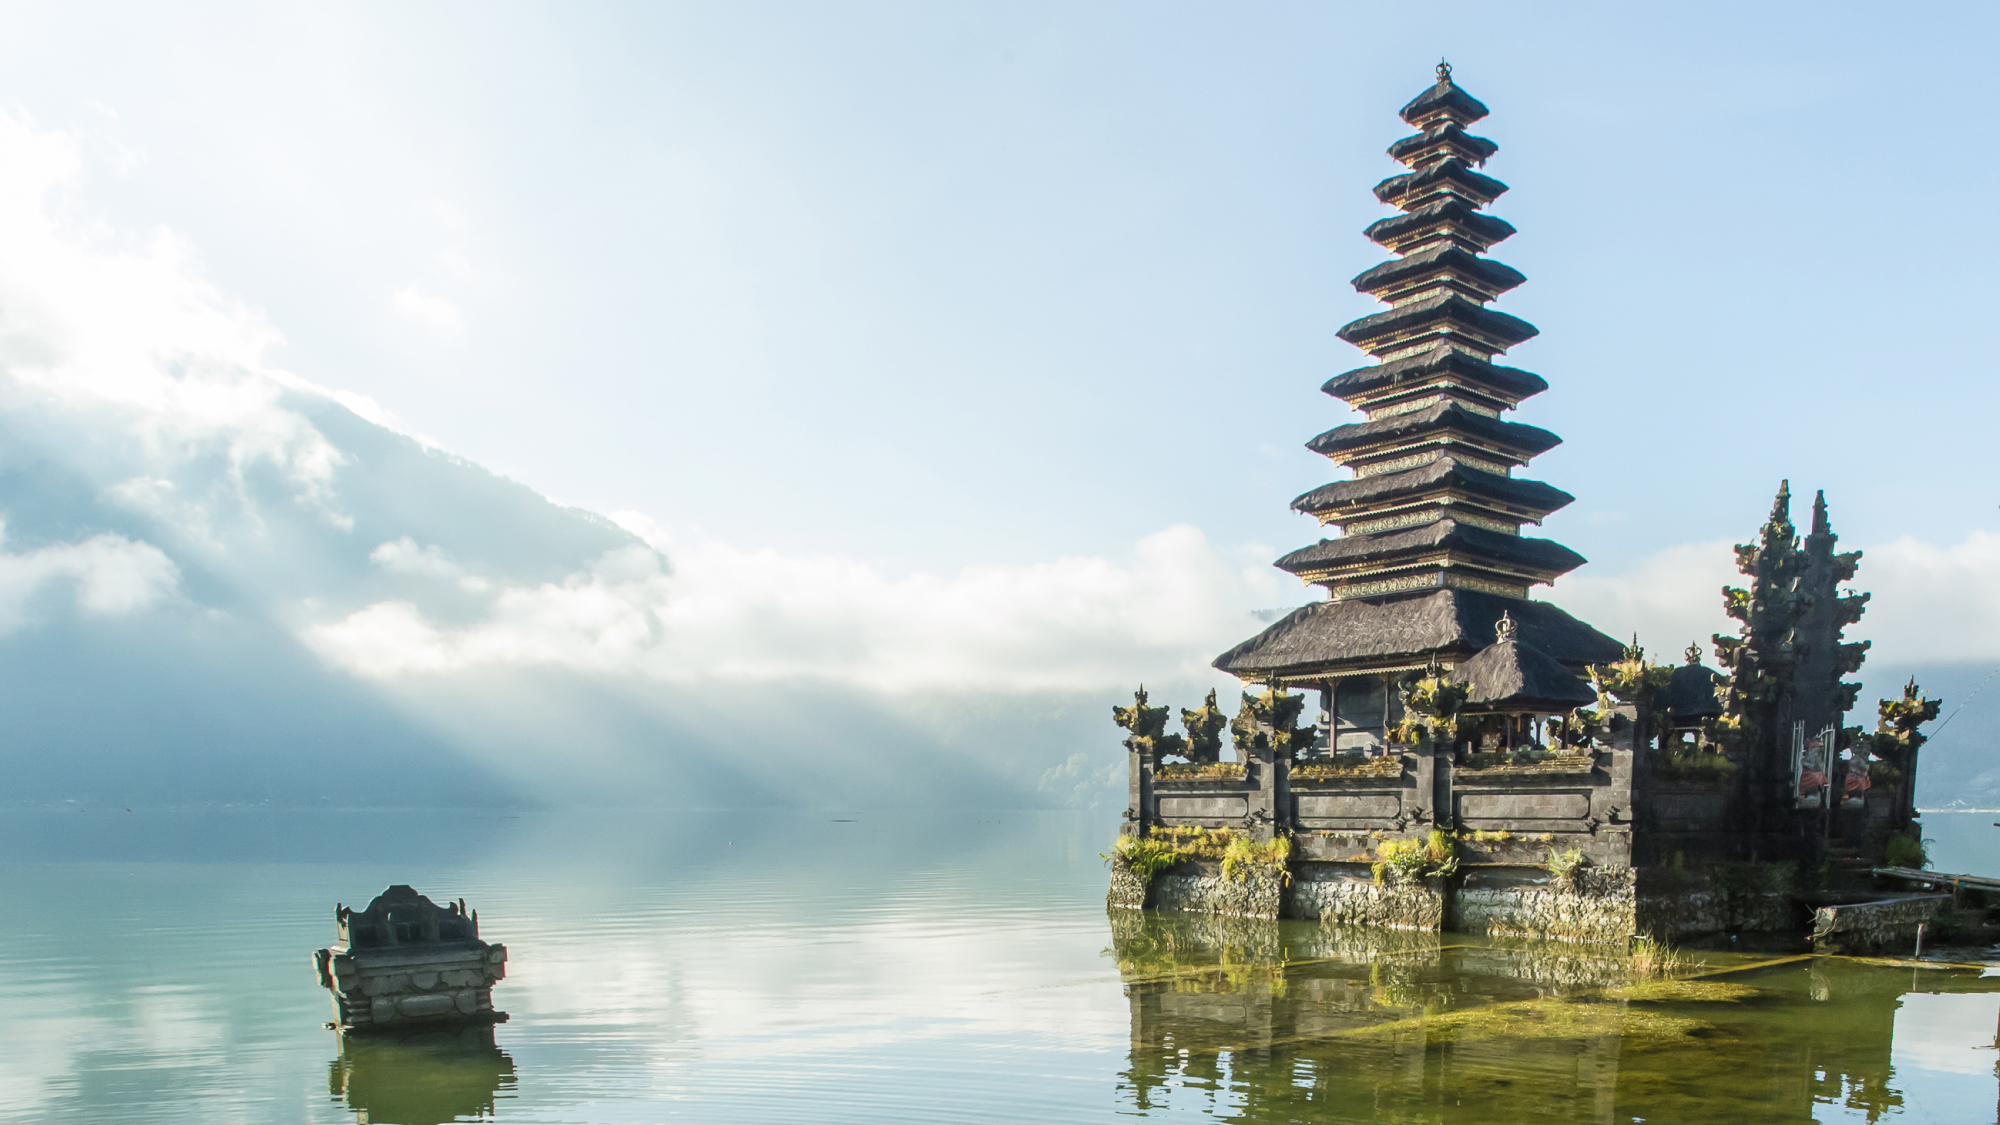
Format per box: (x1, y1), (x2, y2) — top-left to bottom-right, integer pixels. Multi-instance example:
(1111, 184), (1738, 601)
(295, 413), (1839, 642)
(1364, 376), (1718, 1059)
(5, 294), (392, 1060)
(313, 885), (509, 1032)
(1109, 65), (1944, 946)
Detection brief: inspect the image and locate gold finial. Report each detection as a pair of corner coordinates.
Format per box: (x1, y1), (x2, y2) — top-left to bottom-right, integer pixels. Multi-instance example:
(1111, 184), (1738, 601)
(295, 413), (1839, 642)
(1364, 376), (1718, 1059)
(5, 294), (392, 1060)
(1685, 642), (1702, 666)
(1494, 610), (1515, 641)
(1436, 58), (1453, 85)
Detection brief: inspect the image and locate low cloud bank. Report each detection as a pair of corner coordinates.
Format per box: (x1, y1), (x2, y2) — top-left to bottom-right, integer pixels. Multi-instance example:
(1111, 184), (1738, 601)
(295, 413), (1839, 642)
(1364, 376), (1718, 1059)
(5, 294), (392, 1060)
(304, 522), (1277, 694)
(1550, 531), (2000, 668)
(0, 529), (179, 631)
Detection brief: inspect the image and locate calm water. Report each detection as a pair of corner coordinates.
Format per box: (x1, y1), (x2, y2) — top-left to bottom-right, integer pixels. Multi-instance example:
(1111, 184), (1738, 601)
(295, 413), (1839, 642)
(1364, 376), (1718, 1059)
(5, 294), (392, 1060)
(2, 807), (1999, 1124)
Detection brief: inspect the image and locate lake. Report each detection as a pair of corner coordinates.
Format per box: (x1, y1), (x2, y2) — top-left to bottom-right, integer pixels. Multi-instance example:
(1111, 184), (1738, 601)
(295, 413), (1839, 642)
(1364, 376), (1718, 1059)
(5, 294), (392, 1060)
(2, 807), (1999, 1124)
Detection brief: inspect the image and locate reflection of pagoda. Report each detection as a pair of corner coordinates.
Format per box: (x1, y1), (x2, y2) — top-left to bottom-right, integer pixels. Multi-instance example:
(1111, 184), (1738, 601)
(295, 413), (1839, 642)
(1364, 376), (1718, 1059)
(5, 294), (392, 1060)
(1215, 62), (1621, 728)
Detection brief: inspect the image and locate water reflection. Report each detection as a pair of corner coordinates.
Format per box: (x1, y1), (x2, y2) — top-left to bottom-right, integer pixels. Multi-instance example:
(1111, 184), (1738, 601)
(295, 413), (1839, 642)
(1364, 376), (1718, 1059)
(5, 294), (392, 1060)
(328, 1025), (515, 1125)
(1109, 910), (2000, 1123)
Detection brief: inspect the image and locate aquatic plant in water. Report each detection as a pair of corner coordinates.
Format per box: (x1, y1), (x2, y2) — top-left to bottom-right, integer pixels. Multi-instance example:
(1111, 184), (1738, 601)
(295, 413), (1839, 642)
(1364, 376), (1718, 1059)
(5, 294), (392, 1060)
(1625, 935), (1700, 978)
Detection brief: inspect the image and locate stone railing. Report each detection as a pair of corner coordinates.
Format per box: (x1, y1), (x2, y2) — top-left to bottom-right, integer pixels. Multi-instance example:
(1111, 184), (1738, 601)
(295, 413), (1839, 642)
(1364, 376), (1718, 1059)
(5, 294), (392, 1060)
(1127, 734), (1634, 870)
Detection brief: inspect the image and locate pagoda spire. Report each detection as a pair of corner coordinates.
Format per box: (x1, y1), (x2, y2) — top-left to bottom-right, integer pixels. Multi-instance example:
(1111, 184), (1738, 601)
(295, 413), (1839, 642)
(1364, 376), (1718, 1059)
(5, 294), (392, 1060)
(1279, 67), (1585, 603)
(1212, 70), (1621, 686)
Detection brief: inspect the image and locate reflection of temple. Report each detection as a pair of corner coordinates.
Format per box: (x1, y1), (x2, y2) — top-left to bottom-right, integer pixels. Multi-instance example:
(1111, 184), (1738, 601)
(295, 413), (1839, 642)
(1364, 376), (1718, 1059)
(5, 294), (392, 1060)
(328, 1024), (516, 1125)
(1111, 910), (2000, 1123)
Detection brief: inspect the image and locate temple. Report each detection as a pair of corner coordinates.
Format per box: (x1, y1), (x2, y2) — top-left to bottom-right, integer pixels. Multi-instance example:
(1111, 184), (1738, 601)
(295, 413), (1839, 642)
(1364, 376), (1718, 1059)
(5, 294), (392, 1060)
(1109, 66), (1947, 948)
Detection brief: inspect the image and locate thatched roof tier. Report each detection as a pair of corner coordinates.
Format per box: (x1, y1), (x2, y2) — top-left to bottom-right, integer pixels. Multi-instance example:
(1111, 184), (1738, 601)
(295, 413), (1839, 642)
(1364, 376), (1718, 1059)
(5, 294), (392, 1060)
(1213, 588), (1621, 683)
(1307, 400), (1560, 469)
(1400, 73), (1491, 128)
(1366, 199), (1515, 255)
(1336, 292), (1538, 358)
(1275, 519), (1585, 587)
(1373, 158), (1508, 210)
(1322, 346), (1547, 413)
(1387, 123), (1497, 168)
(1452, 621), (1599, 711)
(1292, 457), (1573, 526)
(1352, 244), (1524, 304)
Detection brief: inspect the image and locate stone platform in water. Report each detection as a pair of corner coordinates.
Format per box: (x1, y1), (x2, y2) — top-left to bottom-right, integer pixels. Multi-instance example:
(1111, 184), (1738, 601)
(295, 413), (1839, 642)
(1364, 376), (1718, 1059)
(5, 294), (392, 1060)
(313, 885), (509, 1033)
(1110, 858), (1801, 946)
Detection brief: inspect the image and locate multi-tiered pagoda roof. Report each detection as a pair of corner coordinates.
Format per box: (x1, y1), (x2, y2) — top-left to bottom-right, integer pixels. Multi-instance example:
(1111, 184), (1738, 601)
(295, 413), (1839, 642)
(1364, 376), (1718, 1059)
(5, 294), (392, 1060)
(1216, 65), (1620, 685)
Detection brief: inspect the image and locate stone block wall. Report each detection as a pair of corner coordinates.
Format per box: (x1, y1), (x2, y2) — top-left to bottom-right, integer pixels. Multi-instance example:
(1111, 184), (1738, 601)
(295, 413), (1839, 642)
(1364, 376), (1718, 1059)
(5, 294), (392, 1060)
(1810, 895), (1949, 954)
(1128, 860), (1286, 920)
(1453, 868), (1637, 944)
(1285, 864), (1443, 930)
(1107, 855), (1811, 945)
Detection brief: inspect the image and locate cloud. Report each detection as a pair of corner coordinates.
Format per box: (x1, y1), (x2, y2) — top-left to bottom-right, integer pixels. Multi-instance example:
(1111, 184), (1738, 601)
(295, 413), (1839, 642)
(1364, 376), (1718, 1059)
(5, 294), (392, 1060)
(305, 518), (2000, 703)
(390, 285), (464, 336)
(0, 531), (179, 631)
(1547, 531), (2000, 668)
(303, 523), (1276, 694)
(369, 536), (489, 590)
(0, 107), (393, 538)
(1544, 539), (1739, 660)
(1855, 532), (2000, 664)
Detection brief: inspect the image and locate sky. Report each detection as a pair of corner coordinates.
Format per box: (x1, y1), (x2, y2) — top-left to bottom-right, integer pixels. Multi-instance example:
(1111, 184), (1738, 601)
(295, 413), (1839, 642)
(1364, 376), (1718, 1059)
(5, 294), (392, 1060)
(0, 1), (1996, 807)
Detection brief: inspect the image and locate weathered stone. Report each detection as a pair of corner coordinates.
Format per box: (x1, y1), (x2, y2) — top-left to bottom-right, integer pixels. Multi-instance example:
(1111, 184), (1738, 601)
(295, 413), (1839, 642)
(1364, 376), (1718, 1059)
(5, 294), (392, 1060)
(1149, 862), (1284, 920)
(1456, 869), (1636, 944)
(1287, 867), (1443, 930)
(314, 885), (509, 1033)
(1811, 895), (1949, 954)
(1106, 865), (1149, 911)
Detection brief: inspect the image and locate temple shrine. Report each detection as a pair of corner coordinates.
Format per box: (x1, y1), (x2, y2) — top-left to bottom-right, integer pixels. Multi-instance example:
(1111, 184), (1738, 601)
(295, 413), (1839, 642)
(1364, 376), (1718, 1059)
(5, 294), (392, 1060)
(1109, 65), (1945, 947)
(313, 885), (510, 1032)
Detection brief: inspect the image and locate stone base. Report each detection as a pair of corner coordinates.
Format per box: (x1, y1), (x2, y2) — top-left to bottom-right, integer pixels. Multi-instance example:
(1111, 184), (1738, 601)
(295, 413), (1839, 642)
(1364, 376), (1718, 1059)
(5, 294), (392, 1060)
(1106, 864), (1149, 911)
(1811, 895), (1950, 954)
(1149, 862), (1285, 919)
(1455, 868), (1636, 944)
(1107, 858), (1814, 945)
(1287, 864), (1443, 930)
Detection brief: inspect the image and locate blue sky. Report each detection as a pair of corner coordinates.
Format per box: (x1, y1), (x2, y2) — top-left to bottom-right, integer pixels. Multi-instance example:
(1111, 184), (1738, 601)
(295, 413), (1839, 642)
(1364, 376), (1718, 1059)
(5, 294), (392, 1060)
(0, 2), (1995, 805)
(4, 2), (1992, 568)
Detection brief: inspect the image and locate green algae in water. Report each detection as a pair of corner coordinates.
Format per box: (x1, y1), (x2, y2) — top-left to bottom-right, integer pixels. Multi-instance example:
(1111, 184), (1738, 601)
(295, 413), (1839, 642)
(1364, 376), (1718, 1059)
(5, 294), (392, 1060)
(1337, 994), (1722, 1046)
(1603, 979), (1761, 1004)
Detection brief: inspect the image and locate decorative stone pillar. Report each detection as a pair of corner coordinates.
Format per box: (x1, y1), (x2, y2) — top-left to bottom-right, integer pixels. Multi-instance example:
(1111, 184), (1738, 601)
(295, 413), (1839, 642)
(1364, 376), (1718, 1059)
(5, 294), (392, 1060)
(1250, 722), (1279, 842)
(1124, 741), (1154, 837)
